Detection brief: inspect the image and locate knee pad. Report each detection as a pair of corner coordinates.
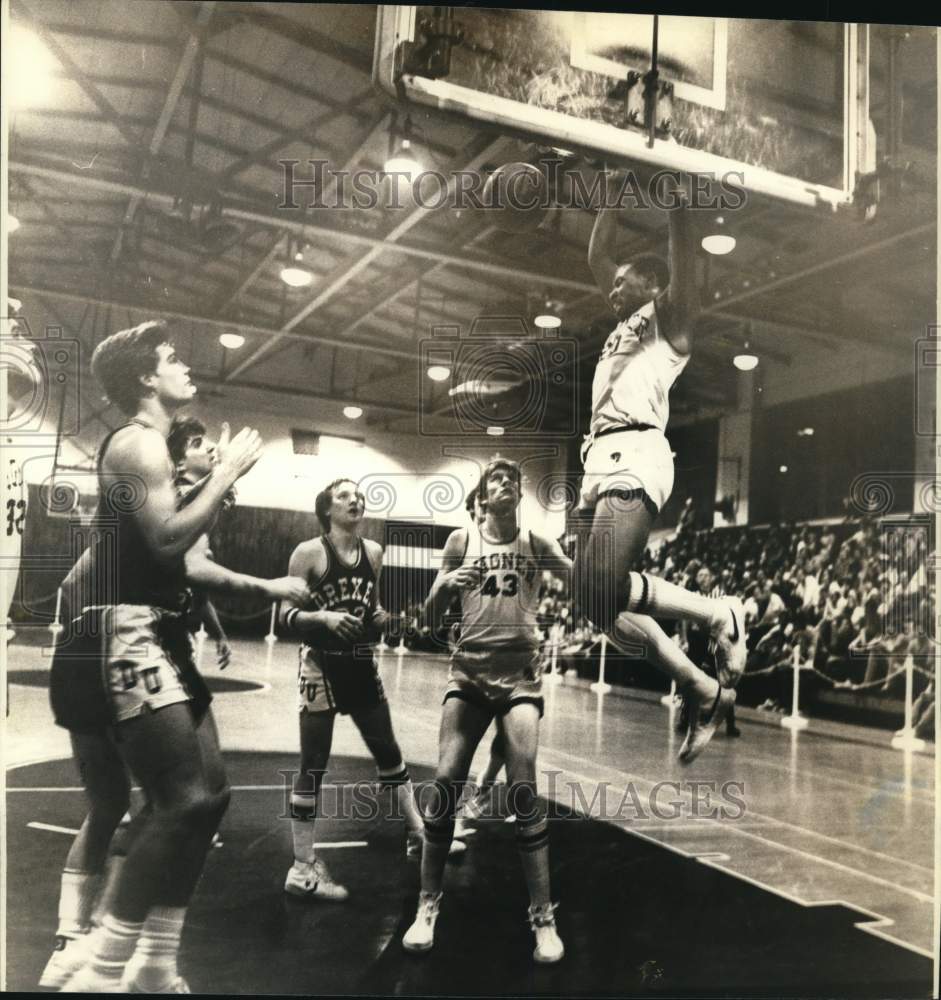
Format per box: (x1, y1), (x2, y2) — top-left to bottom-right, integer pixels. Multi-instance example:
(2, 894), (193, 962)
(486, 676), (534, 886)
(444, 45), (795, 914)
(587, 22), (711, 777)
(290, 791), (317, 822)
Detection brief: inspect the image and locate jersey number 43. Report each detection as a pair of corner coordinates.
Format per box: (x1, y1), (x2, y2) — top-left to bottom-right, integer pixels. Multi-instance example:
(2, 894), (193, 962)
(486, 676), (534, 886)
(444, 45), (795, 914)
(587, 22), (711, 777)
(480, 573), (518, 598)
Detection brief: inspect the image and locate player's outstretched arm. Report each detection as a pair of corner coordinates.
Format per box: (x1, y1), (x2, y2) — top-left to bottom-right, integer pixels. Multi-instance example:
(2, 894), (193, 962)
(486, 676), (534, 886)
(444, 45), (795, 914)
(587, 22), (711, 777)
(659, 175), (698, 355)
(531, 531), (573, 585)
(588, 200), (619, 307)
(184, 536), (309, 602)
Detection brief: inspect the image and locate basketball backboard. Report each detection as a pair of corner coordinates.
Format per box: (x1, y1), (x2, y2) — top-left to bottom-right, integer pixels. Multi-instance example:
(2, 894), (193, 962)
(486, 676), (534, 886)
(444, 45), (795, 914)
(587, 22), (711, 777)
(374, 9), (874, 211)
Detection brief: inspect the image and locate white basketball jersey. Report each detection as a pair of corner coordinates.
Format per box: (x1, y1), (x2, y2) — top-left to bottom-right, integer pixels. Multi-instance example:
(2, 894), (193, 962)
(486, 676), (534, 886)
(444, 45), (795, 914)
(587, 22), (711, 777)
(457, 525), (542, 651)
(589, 299), (689, 435)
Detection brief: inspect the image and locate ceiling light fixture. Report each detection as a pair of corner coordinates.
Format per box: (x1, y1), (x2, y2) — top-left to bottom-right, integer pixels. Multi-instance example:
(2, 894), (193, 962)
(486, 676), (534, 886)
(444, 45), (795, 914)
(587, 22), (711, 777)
(219, 332), (245, 350)
(343, 405), (363, 420)
(701, 215), (736, 255)
(384, 115), (423, 181)
(534, 294), (562, 330)
(280, 243), (313, 288)
(733, 339), (759, 371)
(427, 365), (450, 382)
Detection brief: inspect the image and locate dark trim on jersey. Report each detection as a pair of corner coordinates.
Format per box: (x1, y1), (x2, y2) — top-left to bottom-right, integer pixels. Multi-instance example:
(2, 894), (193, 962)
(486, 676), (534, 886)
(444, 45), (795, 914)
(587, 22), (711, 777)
(597, 486), (659, 519)
(96, 418), (163, 472)
(305, 537), (333, 592)
(635, 573), (651, 615)
(322, 533), (364, 571)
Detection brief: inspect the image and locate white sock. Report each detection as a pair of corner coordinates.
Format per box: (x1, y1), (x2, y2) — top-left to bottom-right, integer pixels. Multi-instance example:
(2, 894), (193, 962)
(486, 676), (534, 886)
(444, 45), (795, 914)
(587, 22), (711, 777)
(127, 906), (186, 989)
(612, 612), (717, 699)
(86, 913), (143, 980)
(92, 856), (126, 928)
(396, 780), (424, 836)
(627, 572), (725, 630)
(57, 869), (102, 937)
(291, 791), (317, 866)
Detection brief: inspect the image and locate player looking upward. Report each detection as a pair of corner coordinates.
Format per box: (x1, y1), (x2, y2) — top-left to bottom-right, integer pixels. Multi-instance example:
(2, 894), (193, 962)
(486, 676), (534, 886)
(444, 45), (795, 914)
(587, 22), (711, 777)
(576, 171), (746, 762)
(404, 459), (571, 963)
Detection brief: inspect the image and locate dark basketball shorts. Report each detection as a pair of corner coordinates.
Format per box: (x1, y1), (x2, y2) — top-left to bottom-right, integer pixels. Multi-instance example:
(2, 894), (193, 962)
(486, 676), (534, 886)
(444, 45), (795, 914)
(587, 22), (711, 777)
(49, 604), (212, 732)
(298, 645), (386, 715)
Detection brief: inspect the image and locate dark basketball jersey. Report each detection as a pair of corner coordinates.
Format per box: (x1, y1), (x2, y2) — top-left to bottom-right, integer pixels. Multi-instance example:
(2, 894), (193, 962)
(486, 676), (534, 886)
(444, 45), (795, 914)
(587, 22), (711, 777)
(65, 420), (188, 613)
(304, 535), (377, 655)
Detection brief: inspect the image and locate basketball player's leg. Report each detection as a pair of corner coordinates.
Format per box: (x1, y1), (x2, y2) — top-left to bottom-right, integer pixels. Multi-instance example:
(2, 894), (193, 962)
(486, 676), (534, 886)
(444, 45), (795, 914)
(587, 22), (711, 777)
(285, 708), (347, 899)
(39, 730), (131, 989)
(123, 707), (229, 992)
(67, 703), (230, 991)
(350, 700), (424, 844)
(583, 491), (742, 688)
(499, 701), (563, 963)
(461, 729), (506, 822)
(403, 695), (492, 953)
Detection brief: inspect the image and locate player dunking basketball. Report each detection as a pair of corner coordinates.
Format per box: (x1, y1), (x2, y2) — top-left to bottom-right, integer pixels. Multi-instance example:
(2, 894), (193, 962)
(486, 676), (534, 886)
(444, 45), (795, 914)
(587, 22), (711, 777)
(403, 459), (571, 963)
(577, 171), (746, 762)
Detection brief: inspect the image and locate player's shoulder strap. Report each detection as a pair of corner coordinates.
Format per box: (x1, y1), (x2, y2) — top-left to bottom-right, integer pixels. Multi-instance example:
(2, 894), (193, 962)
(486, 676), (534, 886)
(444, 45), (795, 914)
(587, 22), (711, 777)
(95, 418), (157, 472)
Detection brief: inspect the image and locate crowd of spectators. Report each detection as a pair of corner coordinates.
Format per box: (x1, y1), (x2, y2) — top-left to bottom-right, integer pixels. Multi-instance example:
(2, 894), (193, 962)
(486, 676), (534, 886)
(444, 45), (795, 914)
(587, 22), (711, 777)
(399, 502), (935, 740)
(554, 504), (935, 738)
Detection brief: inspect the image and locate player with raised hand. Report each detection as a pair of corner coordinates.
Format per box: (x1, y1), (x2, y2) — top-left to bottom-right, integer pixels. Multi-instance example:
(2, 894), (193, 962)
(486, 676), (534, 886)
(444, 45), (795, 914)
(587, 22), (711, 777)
(576, 169), (746, 763)
(47, 320), (263, 993)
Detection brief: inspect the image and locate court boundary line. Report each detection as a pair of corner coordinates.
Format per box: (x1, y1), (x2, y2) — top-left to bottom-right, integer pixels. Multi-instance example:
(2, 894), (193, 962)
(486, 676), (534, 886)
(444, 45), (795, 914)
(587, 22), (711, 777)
(541, 744), (934, 876)
(545, 754), (933, 959)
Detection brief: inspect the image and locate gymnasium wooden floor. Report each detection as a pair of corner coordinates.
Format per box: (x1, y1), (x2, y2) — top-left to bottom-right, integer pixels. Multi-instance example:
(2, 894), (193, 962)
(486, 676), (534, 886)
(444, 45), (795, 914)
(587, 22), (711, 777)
(3, 631), (936, 995)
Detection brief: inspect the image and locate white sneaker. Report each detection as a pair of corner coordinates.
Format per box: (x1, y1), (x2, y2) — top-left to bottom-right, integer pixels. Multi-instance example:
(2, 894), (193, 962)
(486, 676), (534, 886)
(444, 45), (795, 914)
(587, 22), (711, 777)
(406, 832), (467, 859)
(402, 891), (443, 953)
(283, 859), (349, 901)
(711, 598), (747, 687)
(528, 902), (565, 963)
(38, 933), (91, 989)
(125, 973), (192, 993)
(61, 963), (125, 993)
(453, 817), (477, 839)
